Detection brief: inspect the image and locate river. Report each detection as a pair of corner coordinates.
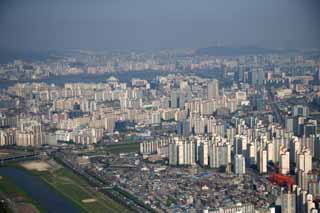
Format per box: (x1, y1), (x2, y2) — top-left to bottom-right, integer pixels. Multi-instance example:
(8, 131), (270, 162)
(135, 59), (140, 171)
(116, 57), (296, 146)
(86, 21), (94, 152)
(0, 70), (169, 90)
(0, 167), (79, 213)
(0, 69), (223, 90)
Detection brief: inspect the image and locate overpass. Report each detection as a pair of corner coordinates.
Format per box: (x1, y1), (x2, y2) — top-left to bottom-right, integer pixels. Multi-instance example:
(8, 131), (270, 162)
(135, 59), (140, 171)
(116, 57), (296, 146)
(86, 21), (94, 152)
(109, 164), (137, 169)
(0, 153), (40, 165)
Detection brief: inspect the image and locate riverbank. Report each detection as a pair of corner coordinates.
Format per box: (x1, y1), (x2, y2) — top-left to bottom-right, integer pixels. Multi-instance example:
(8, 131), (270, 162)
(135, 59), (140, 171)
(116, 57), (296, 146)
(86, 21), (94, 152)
(35, 166), (129, 213)
(0, 159), (129, 213)
(0, 174), (42, 213)
(0, 165), (79, 213)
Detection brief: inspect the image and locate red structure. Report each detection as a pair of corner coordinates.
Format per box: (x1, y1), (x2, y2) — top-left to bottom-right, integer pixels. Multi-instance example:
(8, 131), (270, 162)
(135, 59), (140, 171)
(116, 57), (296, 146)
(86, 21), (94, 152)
(268, 173), (294, 189)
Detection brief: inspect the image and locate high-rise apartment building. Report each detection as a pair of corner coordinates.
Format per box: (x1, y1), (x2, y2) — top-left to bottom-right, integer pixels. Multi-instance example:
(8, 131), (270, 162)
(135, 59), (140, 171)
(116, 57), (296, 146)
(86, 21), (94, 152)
(207, 79), (219, 99)
(258, 149), (267, 174)
(234, 154), (246, 175)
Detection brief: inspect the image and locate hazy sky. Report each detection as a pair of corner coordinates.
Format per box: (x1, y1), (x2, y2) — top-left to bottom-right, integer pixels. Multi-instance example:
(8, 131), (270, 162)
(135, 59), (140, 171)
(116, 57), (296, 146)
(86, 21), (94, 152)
(1, 0), (320, 51)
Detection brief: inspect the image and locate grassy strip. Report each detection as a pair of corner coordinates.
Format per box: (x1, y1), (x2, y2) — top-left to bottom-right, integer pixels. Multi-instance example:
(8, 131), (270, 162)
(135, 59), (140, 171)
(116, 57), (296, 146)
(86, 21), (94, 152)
(35, 167), (128, 213)
(38, 172), (87, 213)
(3, 160), (129, 213)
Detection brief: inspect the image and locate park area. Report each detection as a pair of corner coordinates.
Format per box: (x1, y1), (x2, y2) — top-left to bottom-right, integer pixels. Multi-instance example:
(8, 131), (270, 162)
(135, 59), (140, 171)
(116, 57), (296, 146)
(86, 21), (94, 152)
(97, 142), (140, 154)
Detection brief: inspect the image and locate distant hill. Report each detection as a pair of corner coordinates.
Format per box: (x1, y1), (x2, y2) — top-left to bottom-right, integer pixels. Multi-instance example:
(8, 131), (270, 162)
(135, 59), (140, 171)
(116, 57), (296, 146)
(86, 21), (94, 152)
(195, 46), (288, 56)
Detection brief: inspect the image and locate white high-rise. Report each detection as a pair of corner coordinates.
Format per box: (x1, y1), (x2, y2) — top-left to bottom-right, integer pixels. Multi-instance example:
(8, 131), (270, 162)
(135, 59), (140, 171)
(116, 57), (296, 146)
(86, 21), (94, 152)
(234, 154), (246, 175)
(297, 150), (312, 173)
(207, 79), (219, 99)
(169, 143), (178, 165)
(280, 150), (290, 175)
(258, 149), (267, 174)
(209, 142), (218, 168)
(199, 141), (209, 167)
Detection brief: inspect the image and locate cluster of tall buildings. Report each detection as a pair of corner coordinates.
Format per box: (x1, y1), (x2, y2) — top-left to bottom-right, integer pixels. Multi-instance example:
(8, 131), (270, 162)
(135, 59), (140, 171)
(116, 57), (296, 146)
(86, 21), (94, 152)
(0, 118), (43, 147)
(1, 75), (248, 147)
(162, 136), (232, 169)
(1, 55), (320, 212)
(277, 185), (319, 213)
(140, 107), (320, 211)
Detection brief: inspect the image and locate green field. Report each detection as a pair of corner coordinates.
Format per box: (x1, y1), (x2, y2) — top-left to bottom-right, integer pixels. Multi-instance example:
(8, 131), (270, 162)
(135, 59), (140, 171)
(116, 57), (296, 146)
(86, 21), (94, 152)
(0, 176), (41, 213)
(99, 142), (140, 154)
(36, 167), (129, 213)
